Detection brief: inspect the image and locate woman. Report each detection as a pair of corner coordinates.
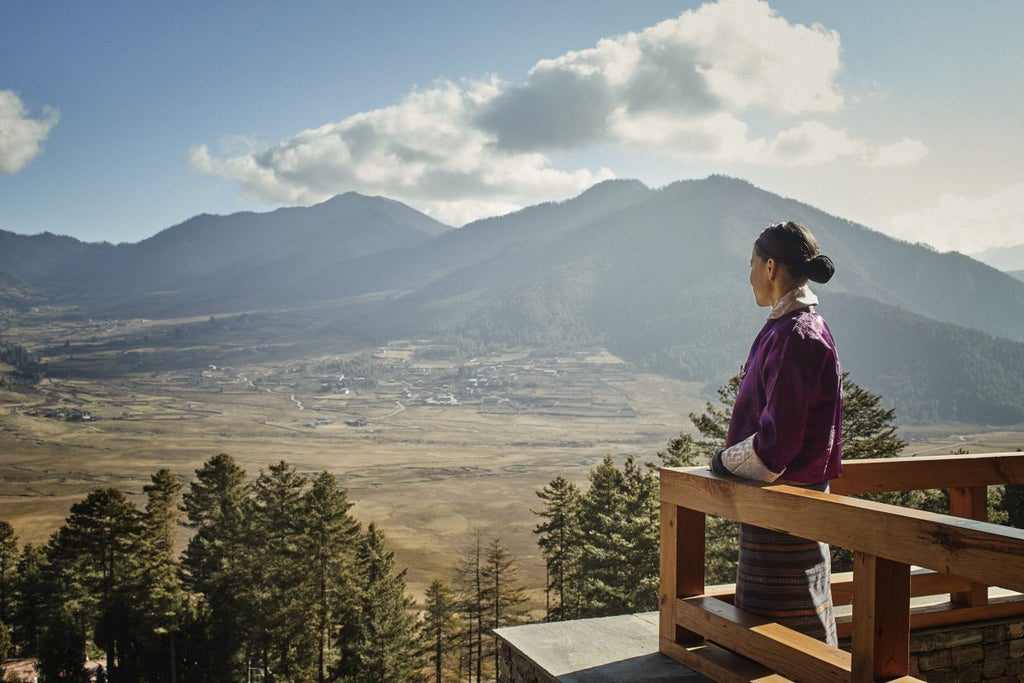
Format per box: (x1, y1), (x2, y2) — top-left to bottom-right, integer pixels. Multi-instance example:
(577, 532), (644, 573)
(710, 221), (842, 646)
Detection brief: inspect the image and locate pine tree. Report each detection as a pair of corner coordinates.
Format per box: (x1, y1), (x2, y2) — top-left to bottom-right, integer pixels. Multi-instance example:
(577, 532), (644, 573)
(300, 471), (362, 683)
(181, 453), (250, 682)
(44, 488), (142, 681)
(341, 523), (422, 683)
(0, 521), (17, 626)
(577, 455), (629, 617)
(247, 460), (311, 679)
(134, 468), (188, 682)
(533, 477), (582, 620)
(841, 373), (906, 460)
(619, 457), (659, 612)
(418, 578), (460, 683)
(1002, 480), (1024, 529)
(12, 543), (46, 657)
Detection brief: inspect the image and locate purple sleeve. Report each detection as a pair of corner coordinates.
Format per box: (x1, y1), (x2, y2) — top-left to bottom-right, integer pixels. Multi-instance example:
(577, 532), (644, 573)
(754, 330), (830, 474)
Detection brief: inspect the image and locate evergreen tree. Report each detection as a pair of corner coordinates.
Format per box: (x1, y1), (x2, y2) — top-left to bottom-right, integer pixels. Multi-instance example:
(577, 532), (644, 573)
(619, 457), (659, 612)
(577, 455), (629, 617)
(533, 477), (582, 621)
(841, 373), (906, 460)
(0, 521), (17, 626)
(300, 471), (362, 683)
(43, 488), (142, 681)
(0, 620), (10, 663)
(247, 460), (311, 680)
(1002, 481), (1024, 529)
(12, 543), (46, 657)
(181, 453), (250, 682)
(417, 578), (460, 683)
(340, 523), (422, 683)
(133, 469), (188, 682)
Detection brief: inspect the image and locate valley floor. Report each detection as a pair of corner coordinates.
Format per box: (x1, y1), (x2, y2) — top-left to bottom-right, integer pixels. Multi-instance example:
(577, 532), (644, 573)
(2, 308), (1021, 600)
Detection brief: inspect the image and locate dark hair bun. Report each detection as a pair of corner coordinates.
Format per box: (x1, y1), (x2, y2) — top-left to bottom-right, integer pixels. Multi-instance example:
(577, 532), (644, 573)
(806, 254), (835, 284)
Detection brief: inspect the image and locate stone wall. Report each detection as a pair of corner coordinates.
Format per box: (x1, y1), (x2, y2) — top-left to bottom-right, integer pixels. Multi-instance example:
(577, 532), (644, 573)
(907, 617), (1024, 682)
(496, 640), (556, 683)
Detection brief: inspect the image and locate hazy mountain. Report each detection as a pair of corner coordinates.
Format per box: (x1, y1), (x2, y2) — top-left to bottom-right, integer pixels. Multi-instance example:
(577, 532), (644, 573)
(970, 244), (1024, 272)
(7, 192), (450, 309)
(4, 176), (1024, 424)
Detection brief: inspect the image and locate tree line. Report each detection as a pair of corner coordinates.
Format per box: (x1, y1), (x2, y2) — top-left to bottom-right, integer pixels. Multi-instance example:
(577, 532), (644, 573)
(0, 456), (529, 682)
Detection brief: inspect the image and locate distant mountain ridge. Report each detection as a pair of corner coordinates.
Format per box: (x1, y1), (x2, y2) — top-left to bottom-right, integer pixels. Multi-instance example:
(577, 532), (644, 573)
(4, 177), (1024, 425)
(971, 244), (1024, 272)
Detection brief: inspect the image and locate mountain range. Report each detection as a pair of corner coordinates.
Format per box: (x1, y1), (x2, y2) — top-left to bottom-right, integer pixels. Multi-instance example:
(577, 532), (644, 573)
(3, 176), (1024, 425)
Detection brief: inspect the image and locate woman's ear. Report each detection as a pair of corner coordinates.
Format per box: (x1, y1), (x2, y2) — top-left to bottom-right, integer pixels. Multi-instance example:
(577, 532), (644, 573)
(765, 257), (777, 281)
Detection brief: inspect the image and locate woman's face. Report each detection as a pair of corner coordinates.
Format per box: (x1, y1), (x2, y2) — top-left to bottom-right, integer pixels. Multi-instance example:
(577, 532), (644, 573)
(749, 249), (774, 307)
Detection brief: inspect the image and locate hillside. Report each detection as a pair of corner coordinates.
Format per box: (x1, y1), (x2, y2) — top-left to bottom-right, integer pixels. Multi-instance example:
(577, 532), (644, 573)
(3, 177), (1024, 424)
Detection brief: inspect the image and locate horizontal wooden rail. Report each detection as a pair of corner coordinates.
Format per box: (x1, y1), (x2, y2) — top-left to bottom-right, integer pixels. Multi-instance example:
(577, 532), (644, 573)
(831, 453), (1024, 494)
(661, 467), (1024, 592)
(659, 454), (1024, 682)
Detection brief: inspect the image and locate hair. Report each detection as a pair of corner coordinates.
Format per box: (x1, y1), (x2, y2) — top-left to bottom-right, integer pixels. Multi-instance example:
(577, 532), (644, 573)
(753, 221), (835, 284)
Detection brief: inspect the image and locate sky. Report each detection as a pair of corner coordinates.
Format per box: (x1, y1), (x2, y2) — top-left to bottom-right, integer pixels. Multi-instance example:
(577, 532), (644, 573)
(1, 0), (1022, 255)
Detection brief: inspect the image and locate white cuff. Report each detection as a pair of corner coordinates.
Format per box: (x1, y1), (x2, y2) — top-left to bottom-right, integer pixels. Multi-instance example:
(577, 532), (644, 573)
(719, 434), (785, 482)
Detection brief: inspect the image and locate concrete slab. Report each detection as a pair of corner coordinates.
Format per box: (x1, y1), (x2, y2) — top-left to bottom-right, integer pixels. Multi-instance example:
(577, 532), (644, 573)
(494, 612), (711, 682)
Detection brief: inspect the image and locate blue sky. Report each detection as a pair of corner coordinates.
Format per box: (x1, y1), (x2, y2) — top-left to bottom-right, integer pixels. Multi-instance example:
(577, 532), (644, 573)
(1, 0), (1022, 254)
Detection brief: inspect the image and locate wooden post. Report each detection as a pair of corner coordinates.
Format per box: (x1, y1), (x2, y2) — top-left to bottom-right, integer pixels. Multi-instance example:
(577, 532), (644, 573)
(660, 501), (705, 647)
(852, 552), (911, 683)
(949, 485), (989, 607)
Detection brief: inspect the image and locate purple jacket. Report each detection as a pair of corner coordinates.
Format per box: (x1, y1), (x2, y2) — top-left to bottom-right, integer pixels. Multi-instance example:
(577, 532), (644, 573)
(724, 305), (843, 484)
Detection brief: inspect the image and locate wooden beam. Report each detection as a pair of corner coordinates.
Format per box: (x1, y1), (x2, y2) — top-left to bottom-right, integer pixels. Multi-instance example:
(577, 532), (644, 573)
(676, 596), (852, 682)
(660, 502), (705, 646)
(659, 637), (790, 682)
(660, 467), (1024, 592)
(830, 568), (974, 606)
(830, 453), (1024, 495)
(949, 486), (990, 607)
(852, 553), (910, 683)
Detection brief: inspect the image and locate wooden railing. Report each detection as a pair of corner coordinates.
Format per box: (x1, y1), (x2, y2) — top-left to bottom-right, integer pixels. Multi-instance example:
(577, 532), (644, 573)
(659, 453), (1024, 682)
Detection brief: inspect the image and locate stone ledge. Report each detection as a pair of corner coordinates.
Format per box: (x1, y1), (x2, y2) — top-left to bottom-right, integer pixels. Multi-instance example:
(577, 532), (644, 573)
(494, 612), (710, 682)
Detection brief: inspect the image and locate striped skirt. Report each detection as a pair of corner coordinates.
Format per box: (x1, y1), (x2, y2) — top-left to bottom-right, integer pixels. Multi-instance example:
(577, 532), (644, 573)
(735, 522), (838, 647)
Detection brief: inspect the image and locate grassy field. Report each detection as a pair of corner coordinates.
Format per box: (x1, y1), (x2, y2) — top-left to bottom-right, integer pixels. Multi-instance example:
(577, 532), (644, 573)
(0, 307), (710, 600)
(2, 306), (1022, 603)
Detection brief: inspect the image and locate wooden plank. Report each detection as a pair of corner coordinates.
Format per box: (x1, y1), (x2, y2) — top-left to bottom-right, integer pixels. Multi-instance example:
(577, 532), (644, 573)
(852, 553), (911, 683)
(660, 637), (791, 683)
(836, 593), (1024, 640)
(659, 502), (678, 645)
(829, 453), (1024, 495)
(830, 568), (974, 606)
(660, 502), (706, 646)
(660, 467), (1024, 592)
(948, 486), (990, 607)
(905, 594), (1024, 630)
(676, 596), (851, 682)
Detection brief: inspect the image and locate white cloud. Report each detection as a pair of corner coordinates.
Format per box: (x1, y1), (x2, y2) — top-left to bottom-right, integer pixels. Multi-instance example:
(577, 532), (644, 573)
(863, 137), (928, 168)
(191, 79), (614, 225)
(887, 182), (1024, 252)
(192, 0), (922, 222)
(0, 90), (59, 174)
